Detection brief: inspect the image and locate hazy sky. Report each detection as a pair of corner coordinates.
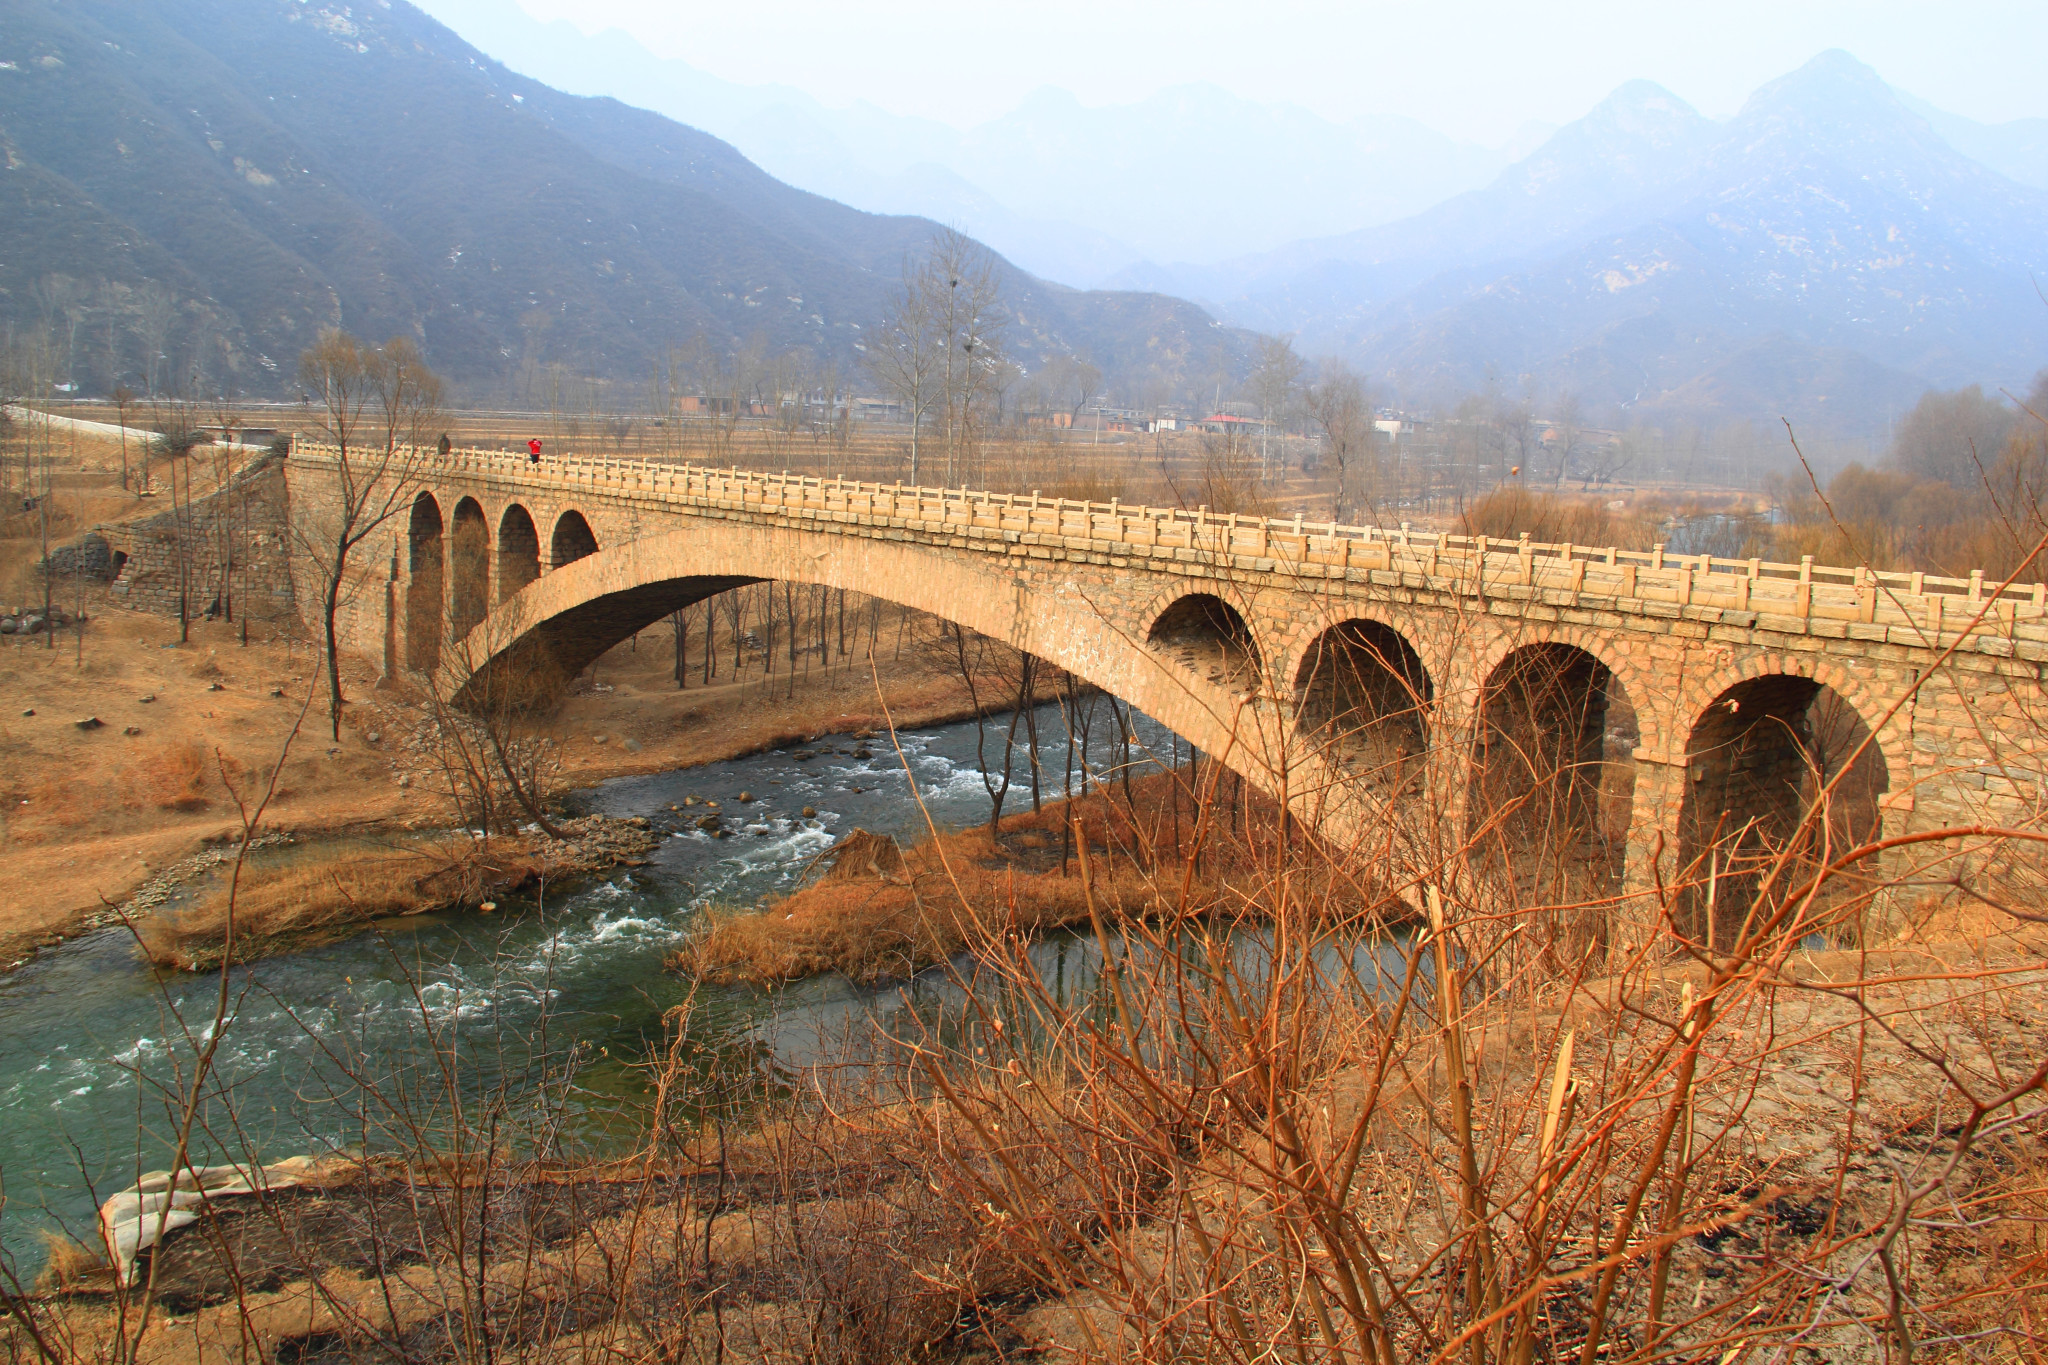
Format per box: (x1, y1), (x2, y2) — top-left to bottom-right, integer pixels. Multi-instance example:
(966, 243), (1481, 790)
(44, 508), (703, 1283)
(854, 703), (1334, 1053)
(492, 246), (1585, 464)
(482, 0), (2048, 142)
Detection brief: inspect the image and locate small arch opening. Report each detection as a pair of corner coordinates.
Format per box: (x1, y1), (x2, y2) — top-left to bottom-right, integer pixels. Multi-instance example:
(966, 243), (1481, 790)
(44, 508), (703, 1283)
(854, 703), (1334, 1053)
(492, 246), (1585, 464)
(449, 497), (491, 640)
(498, 504), (540, 601)
(1293, 619), (1431, 788)
(406, 493), (445, 673)
(1678, 676), (1888, 945)
(551, 509), (598, 569)
(1469, 643), (1638, 917)
(1147, 593), (1260, 688)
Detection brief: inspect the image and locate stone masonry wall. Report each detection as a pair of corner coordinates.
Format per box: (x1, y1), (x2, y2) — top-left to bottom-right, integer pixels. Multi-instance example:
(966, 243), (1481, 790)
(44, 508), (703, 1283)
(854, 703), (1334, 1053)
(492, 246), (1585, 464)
(286, 447), (2048, 894)
(102, 451), (296, 631)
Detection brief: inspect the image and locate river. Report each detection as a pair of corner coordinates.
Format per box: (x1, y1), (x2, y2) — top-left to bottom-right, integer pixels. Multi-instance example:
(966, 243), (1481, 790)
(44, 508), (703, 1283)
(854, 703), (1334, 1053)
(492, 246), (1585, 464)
(0, 704), (1182, 1271)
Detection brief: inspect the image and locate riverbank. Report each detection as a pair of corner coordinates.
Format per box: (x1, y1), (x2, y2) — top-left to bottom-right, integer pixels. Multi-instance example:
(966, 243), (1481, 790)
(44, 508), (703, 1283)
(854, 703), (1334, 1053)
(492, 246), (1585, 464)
(21, 907), (2047, 1364)
(0, 587), (1002, 972)
(128, 815), (665, 970)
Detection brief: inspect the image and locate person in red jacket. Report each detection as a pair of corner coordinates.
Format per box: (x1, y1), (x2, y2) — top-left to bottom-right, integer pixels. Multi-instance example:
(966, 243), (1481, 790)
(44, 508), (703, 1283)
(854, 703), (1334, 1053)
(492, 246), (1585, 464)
(527, 437), (543, 465)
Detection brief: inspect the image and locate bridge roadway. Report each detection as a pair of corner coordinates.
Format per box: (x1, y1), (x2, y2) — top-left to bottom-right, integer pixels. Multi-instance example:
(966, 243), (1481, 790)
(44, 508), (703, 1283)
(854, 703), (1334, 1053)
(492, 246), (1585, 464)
(289, 444), (2048, 902)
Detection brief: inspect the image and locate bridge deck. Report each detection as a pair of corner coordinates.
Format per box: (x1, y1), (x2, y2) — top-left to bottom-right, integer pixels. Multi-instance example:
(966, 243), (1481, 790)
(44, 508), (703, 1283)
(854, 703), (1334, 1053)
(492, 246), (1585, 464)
(300, 443), (2048, 666)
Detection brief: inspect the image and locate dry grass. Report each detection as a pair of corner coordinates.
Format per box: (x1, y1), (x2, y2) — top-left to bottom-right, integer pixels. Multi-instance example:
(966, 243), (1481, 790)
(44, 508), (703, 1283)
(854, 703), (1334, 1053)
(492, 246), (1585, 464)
(675, 768), (1294, 985)
(1461, 484), (1660, 546)
(30, 1235), (104, 1296)
(134, 837), (545, 969)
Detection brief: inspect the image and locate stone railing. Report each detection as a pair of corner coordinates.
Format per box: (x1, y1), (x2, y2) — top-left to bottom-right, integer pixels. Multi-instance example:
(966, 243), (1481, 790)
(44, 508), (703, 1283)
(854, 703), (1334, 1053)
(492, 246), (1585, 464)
(293, 443), (2048, 656)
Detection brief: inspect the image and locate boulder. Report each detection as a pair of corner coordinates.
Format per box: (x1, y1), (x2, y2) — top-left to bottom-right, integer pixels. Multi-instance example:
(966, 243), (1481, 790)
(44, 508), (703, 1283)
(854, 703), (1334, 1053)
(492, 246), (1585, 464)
(99, 1157), (344, 1286)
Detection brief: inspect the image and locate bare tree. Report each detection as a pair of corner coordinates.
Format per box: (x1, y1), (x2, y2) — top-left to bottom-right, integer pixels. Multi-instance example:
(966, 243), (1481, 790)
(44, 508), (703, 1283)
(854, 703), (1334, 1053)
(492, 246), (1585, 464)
(29, 274), (85, 391)
(867, 229), (1006, 485)
(1044, 352), (1102, 427)
(295, 331), (440, 741)
(111, 384), (136, 494)
(1248, 333), (1303, 478)
(1550, 390), (1584, 486)
(930, 229), (1007, 484)
(1306, 359), (1371, 521)
(372, 336), (445, 456)
(134, 282), (178, 396)
(1494, 378), (1538, 480)
(866, 254), (945, 484)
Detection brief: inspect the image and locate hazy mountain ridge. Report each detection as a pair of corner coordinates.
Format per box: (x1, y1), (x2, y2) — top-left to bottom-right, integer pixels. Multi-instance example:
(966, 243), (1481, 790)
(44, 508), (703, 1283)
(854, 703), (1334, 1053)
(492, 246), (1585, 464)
(407, 0), (1527, 286)
(0, 0), (1255, 401)
(1195, 52), (2048, 431)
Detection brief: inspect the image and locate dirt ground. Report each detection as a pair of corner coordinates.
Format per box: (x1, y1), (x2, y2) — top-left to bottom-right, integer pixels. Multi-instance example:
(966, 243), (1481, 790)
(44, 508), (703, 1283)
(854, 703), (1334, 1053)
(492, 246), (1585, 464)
(0, 433), (990, 971)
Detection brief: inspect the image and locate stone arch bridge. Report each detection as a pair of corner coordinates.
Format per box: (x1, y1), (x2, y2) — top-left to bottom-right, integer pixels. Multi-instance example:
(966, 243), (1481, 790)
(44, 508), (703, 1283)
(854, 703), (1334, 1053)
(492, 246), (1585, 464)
(289, 444), (2048, 900)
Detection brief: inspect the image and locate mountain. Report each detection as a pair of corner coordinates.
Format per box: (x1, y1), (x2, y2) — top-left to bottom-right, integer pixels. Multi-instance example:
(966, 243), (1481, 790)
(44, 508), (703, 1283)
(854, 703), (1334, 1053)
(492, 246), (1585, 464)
(1902, 95), (2048, 193)
(405, 0), (1521, 285)
(1128, 80), (1717, 328)
(1191, 52), (2048, 431)
(0, 0), (1252, 401)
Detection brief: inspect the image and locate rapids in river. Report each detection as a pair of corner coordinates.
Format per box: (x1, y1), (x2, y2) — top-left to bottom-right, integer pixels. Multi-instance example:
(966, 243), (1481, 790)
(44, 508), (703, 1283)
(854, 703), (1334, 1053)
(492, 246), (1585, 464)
(0, 706), (1179, 1269)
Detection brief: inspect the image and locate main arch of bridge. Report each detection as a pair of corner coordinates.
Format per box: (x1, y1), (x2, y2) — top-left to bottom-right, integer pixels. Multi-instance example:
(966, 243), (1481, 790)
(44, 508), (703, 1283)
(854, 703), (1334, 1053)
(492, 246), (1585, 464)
(295, 454), (1995, 889)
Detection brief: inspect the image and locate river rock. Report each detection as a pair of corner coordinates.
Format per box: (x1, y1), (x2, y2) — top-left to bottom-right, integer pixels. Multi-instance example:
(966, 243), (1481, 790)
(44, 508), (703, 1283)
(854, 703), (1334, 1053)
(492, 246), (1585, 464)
(736, 791), (754, 803)
(801, 806), (817, 819)
(138, 694), (155, 703)
(99, 1156), (343, 1286)
(623, 738), (642, 753)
